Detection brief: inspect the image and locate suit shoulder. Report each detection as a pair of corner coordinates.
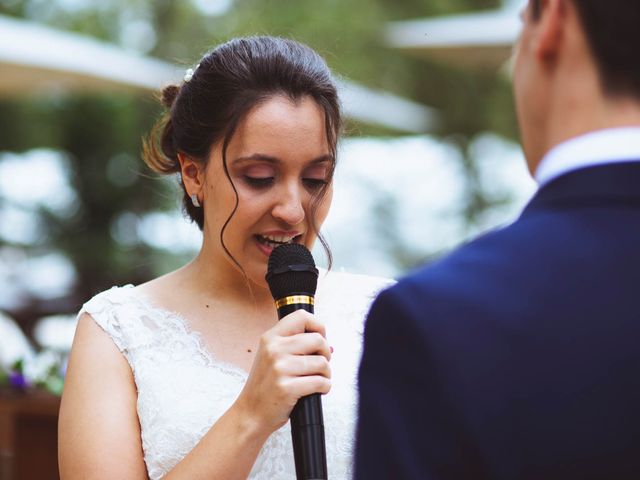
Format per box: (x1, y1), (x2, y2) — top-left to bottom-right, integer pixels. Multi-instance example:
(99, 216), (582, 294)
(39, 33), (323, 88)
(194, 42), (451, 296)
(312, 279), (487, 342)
(383, 217), (553, 320)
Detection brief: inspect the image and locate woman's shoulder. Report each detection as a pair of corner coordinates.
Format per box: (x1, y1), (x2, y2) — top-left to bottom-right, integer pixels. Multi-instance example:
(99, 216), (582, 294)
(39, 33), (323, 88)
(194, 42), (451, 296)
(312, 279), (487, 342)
(82, 285), (136, 315)
(81, 273), (180, 325)
(318, 268), (395, 299)
(315, 269), (395, 327)
(78, 285), (157, 352)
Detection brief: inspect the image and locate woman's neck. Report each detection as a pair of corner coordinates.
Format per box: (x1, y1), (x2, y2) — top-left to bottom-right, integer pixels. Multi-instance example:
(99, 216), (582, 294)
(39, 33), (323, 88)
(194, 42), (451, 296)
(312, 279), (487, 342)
(183, 249), (274, 308)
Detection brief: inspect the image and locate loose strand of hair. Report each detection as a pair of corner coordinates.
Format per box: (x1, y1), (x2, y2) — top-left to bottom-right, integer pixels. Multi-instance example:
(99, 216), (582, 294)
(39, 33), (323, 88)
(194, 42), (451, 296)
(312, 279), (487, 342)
(219, 121), (253, 290)
(142, 114), (179, 175)
(308, 185), (334, 271)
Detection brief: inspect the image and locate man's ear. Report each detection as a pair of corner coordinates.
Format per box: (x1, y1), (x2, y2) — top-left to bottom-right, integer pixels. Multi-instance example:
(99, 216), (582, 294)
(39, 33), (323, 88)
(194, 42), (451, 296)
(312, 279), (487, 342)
(178, 153), (205, 202)
(535, 0), (567, 61)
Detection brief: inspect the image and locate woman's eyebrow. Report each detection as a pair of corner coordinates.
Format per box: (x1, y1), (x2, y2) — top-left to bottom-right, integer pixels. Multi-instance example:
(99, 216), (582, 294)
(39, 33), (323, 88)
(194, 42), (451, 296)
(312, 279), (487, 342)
(232, 153), (334, 165)
(309, 154), (334, 164)
(232, 153), (279, 165)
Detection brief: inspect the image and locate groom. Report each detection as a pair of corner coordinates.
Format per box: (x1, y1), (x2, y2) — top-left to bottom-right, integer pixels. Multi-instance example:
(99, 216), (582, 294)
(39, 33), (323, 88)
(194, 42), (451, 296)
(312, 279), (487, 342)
(356, 0), (640, 478)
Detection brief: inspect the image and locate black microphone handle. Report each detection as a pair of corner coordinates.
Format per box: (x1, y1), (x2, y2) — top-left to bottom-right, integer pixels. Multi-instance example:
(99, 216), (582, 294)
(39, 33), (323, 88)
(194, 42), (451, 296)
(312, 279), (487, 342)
(276, 301), (328, 480)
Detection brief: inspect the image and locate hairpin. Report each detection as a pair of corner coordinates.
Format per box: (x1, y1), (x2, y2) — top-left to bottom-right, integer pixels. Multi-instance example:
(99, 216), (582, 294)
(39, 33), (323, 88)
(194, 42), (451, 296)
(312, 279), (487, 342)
(184, 63), (200, 83)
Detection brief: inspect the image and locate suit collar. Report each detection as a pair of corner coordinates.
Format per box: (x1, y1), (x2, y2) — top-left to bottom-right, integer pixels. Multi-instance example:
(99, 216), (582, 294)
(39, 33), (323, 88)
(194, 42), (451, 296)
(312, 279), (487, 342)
(523, 161), (640, 214)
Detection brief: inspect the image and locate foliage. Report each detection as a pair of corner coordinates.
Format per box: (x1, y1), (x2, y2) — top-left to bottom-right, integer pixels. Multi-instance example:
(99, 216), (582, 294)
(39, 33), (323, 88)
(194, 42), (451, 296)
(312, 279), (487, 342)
(0, 0), (519, 338)
(0, 354), (65, 396)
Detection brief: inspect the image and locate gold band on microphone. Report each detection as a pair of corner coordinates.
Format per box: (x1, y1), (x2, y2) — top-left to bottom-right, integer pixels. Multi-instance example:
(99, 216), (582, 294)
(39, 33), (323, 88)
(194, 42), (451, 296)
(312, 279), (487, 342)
(275, 295), (314, 309)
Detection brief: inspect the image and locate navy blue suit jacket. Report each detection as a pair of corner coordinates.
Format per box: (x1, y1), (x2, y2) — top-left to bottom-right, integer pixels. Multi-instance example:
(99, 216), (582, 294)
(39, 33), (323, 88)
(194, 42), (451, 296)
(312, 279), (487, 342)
(356, 162), (640, 479)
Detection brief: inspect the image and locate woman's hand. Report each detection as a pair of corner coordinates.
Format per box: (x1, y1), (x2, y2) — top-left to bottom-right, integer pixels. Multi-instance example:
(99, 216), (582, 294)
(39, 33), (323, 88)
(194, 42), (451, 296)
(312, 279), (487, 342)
(232, 310), (332, 435)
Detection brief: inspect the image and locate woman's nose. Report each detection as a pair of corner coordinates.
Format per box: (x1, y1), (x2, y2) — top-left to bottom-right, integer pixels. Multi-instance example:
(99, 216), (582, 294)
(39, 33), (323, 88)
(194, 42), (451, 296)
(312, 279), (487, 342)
(272, 184), (305, 226)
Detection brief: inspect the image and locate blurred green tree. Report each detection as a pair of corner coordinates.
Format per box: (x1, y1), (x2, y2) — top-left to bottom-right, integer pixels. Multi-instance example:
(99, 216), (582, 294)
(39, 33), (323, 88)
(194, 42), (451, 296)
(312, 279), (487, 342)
(0, 0), (518, 340)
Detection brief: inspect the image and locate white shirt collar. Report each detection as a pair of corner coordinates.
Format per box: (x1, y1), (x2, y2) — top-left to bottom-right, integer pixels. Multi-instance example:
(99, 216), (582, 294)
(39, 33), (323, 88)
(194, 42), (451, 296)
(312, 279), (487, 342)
(535, 127), (640, 187)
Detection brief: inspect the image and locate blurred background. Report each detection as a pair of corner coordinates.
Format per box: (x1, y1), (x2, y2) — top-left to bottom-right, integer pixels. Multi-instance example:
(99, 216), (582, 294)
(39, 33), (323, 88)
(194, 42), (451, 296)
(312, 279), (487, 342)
(0, 0), (535, 395)
(0, 0), (536, 476)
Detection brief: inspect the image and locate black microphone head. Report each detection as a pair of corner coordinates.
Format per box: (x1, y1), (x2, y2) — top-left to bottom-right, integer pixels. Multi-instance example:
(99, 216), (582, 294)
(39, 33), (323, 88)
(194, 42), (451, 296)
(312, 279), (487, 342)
(266, 243), (318, 300)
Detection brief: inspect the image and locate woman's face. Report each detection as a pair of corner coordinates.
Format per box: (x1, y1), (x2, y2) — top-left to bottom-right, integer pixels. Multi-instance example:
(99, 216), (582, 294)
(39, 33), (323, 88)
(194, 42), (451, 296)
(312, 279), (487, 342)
(202, 94), (334, 288)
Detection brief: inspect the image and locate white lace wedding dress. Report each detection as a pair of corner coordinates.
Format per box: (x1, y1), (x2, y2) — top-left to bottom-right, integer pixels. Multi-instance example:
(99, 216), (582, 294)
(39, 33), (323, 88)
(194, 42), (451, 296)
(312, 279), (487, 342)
(80, 269), (391, 479)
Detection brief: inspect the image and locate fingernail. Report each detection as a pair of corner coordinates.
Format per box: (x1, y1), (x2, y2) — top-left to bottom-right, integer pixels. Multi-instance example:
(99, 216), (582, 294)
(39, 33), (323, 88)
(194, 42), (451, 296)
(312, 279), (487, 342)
(330, 346), (334, 354)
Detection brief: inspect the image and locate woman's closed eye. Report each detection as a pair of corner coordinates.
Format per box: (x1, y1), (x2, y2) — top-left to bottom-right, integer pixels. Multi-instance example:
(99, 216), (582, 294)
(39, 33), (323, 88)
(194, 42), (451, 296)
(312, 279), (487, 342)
(241, 162), (276, 189)
(303, 178), (328, 190)
(243, 175), (275, 188)
(303, 163), (330, 190)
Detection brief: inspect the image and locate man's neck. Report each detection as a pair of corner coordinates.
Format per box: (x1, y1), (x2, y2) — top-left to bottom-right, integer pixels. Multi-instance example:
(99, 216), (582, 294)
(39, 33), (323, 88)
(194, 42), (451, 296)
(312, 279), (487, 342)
(531, 92), (640, 174)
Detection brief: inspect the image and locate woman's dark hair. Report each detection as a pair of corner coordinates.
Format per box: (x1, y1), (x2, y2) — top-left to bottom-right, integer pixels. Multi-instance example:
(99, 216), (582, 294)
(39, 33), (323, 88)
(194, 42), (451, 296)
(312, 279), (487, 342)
(143, 36), (342, 268)
(530, 0), (640, 99)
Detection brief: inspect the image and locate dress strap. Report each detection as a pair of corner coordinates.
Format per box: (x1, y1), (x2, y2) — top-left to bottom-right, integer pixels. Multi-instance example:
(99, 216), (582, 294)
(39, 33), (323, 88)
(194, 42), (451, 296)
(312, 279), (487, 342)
(79, 285), (143, 356)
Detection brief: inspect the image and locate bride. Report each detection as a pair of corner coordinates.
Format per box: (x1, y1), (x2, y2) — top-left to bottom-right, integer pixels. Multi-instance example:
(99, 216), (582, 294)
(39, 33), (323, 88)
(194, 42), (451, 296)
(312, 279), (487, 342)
(58, 36), (391, 479)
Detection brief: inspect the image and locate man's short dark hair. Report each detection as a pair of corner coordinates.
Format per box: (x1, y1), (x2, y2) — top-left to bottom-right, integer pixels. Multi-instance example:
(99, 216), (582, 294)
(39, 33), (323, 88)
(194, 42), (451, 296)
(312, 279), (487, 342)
(530, 0), (640, 99)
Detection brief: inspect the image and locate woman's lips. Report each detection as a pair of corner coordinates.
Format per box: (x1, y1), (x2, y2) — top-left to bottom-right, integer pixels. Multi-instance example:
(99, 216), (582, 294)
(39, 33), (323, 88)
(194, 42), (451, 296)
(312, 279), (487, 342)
(254, 233), (303, 257)
(254, 236), (275, 257)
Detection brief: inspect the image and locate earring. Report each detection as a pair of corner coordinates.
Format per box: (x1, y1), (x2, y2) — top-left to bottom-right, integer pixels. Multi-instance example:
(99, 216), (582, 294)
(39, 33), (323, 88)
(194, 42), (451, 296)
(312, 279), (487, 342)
(191, 194), (201, 208)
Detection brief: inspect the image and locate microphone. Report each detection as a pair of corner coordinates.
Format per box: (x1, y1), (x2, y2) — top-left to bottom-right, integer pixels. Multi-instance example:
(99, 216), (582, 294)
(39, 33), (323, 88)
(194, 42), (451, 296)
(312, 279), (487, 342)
(265, 243), (327, 480)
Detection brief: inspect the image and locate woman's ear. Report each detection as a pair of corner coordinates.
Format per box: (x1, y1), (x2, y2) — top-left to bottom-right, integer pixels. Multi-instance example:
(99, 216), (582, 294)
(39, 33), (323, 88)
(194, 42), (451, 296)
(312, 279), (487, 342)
(178, 153), (205, 203)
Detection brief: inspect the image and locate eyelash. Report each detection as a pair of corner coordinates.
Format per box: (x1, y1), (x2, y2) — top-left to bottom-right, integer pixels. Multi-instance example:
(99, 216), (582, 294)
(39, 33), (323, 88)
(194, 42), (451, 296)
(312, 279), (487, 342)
(243, 176), (328, 190)
(243, 176), (274, 188)
(303, 178), (328, 190)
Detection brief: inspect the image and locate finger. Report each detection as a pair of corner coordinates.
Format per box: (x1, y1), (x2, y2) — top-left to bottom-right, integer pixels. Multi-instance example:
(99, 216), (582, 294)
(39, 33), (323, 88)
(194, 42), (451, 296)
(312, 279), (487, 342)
(279, 332), (331, 359)
(258, 331), (329, 368)
(288, 375), (332, 398)
(275, 355), (331, 378)
(272, 310), (326, 338)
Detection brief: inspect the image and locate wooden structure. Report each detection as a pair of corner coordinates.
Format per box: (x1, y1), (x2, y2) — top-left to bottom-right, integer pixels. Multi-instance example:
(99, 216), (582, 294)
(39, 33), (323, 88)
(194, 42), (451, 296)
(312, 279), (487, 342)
(0, 390), (60, 480)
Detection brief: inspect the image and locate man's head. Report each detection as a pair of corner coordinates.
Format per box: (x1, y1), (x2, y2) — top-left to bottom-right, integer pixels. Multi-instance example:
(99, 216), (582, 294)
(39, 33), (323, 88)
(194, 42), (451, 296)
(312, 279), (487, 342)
(512, 0), (640, 174)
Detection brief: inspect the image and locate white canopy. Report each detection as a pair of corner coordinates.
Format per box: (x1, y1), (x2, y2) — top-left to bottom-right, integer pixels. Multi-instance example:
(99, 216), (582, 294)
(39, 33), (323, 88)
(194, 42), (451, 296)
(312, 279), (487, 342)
(0, 14), (437, 133)
(385, 1), (522, 70)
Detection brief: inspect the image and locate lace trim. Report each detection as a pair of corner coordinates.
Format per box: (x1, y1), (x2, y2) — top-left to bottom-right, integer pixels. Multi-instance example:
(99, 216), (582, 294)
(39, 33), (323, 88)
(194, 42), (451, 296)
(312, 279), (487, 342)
(127, 288), (250, 381)
(83, 284), (249, 381)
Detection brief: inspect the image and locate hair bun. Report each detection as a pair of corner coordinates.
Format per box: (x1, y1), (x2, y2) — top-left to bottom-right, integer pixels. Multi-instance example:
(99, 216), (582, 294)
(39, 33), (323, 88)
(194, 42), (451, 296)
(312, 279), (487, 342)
(161, 85), (180, 109)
